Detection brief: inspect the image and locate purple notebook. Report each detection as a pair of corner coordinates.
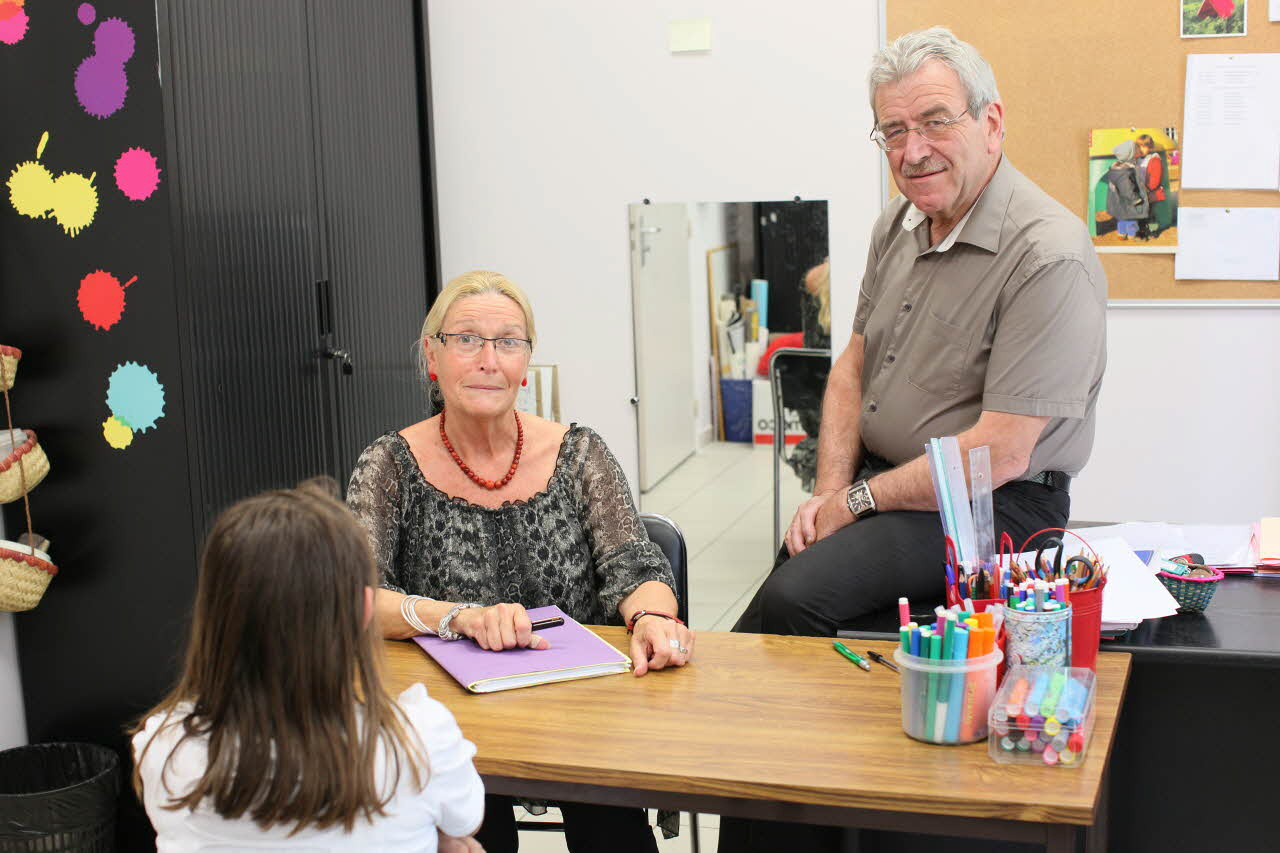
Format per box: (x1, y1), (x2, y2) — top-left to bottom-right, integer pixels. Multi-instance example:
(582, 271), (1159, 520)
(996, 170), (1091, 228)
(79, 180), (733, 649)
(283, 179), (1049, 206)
(412, 605), (631, 693)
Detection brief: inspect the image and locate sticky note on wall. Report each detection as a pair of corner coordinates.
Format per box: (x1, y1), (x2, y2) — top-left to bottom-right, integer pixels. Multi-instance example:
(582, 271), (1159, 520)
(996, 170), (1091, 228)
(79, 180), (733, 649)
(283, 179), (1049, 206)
(668, 18), (711, 53)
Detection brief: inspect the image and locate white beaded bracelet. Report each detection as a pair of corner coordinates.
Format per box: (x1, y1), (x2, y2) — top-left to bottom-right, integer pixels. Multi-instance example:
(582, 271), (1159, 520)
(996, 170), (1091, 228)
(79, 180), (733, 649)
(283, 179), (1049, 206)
(400, 594), (435, 635)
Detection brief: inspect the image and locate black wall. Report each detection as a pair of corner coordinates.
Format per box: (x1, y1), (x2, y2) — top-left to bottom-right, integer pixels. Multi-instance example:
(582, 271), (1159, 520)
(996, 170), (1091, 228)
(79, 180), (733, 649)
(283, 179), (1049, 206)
(1, 0), (198, 838)
(3, 1), (437, 844)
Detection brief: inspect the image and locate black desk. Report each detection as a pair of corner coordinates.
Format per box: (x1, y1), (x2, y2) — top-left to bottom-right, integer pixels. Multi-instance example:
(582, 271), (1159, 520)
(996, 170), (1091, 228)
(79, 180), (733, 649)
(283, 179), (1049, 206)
(839, 574), (1280, 853)
(1101, 572), (1280, 664)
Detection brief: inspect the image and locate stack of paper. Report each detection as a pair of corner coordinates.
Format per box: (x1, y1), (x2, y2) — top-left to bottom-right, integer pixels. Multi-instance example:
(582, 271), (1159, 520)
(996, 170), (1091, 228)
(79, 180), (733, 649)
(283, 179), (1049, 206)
(1069, 522), (1255, 571)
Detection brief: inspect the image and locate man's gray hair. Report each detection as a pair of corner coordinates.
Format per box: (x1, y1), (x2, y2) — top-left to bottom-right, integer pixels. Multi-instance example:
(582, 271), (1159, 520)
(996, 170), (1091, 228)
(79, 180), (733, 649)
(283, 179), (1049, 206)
(867, 26), (1000, 123)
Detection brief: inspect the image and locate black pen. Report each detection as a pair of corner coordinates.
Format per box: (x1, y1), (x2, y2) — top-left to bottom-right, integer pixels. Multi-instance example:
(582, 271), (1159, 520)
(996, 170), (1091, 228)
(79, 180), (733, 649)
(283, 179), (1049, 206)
(864, 650), (899, 673)
(530, 616), (564, 630)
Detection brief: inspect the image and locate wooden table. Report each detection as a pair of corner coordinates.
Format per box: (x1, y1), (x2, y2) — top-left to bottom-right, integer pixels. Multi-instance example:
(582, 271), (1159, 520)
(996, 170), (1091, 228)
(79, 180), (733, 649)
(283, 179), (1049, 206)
(383, 631), (1131, 851)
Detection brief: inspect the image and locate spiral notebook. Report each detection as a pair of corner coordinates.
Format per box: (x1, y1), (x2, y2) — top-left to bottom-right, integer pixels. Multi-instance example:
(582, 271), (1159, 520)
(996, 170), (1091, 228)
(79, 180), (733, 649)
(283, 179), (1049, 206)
(411, 605), (631, 693)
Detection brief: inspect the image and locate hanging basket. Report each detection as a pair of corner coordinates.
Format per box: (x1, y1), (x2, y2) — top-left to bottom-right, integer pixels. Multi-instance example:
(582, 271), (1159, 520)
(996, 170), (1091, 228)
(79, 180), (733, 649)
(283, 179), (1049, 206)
(0, 429), (50, 504)
(0, 346), (18, 392)
(0, 540), (57, 612)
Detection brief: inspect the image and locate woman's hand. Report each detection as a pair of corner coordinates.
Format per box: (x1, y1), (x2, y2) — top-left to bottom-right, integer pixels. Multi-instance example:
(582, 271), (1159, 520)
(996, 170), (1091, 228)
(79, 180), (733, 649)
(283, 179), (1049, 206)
(438, 831), (484, 853)
(628, 614), (695, 676)
(451, 602), (549, 651)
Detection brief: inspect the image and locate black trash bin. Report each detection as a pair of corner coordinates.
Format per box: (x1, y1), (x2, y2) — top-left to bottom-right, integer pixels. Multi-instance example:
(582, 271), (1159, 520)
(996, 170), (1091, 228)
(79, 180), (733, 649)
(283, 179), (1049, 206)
(0, 743), (120, 853)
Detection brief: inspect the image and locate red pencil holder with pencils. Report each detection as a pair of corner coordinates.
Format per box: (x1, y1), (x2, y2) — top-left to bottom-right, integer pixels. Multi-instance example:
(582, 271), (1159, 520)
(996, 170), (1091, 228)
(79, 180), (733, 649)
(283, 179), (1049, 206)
(1068, 580), (1106, 672)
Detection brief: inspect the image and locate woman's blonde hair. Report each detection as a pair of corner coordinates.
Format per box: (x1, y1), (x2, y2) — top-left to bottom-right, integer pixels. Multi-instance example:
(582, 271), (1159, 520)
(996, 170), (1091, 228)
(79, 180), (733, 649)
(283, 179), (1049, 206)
(416, 270), (537, 385)
(131, 478), (427, 833)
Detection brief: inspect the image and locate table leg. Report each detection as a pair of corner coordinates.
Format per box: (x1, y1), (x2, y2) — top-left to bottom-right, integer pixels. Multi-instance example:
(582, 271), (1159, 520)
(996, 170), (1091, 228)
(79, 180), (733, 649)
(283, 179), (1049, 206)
(1085, 763), (1110, 853)
(1045, 824), (1077, 853)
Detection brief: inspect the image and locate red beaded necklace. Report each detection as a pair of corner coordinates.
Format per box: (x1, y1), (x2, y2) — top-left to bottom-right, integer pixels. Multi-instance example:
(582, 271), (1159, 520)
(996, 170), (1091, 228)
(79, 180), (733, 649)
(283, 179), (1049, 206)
(439, 410), (523, 490)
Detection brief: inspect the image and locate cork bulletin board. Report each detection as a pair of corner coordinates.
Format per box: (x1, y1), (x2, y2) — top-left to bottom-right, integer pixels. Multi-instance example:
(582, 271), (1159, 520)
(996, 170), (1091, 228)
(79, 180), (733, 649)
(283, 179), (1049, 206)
(887, 1), (1280, 300)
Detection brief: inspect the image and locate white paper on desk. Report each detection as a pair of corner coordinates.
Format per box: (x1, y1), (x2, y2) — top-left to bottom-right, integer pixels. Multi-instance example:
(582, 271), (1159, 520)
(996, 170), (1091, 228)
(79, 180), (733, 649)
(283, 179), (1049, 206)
(1272, 0), (1280, 22)
(1174, 207), (1280, 281)
(1181, 524), (1255, 566)
(1181, 54), (1280, 190)
(1071, 522), (1253, 566)
(1069, 523), (1186, 552)
(1012, 536), (1179, 626)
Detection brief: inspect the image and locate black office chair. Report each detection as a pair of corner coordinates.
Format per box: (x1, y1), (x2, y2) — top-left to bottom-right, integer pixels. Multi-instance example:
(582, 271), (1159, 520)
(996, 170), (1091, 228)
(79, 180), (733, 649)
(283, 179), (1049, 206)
(517, 512), (699, 851)
(641, 512), (689, 625)
(768, 347), (831, 555)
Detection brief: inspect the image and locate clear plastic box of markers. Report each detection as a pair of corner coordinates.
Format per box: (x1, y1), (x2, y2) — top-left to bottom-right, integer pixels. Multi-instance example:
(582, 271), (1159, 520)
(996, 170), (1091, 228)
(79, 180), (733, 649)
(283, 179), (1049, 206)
(988, 665), (1096, 768)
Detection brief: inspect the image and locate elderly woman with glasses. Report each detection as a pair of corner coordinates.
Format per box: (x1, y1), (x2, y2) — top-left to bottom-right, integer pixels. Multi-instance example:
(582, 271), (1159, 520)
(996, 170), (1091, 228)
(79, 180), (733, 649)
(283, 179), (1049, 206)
(346, 269), (691, 853)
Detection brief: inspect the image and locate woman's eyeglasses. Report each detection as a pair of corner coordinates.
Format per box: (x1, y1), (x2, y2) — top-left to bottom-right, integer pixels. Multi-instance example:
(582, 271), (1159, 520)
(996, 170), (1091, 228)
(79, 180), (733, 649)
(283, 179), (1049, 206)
(434, 332), (531, 357)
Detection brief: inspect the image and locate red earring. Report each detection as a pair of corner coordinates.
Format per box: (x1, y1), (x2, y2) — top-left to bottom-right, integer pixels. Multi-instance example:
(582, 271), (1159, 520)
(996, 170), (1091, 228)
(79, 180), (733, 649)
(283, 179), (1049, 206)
(429, 372), (437, 382)
(521, 377), (528, 387)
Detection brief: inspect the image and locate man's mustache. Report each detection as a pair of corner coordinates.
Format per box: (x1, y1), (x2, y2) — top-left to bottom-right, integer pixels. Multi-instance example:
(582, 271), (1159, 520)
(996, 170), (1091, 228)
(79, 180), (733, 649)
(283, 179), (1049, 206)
(901, 158), (948, 177)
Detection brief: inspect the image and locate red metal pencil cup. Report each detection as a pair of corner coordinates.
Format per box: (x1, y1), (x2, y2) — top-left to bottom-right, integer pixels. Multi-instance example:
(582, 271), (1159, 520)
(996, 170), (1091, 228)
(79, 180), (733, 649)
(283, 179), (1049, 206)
(1069, 581), (1106, 672)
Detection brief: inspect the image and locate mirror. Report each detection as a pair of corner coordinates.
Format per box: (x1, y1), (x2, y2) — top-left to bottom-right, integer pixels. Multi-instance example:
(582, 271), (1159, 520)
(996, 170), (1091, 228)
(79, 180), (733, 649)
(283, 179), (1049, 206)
(628, 200), (832, 540)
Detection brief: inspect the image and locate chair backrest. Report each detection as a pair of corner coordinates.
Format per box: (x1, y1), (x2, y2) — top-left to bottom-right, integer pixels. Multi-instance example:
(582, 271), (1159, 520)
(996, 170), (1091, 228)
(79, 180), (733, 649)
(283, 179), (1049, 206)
(640, 512), (689, 625)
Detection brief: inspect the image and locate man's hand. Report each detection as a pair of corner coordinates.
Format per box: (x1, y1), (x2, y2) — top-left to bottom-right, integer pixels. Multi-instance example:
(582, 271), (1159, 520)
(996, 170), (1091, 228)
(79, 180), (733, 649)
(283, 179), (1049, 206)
(813, 487), (855, 544)
(786, 489), (855, 555)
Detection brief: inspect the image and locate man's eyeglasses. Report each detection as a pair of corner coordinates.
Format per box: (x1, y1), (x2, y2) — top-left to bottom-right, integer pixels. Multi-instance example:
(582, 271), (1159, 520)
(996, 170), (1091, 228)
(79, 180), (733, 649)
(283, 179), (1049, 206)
(434, 332), (532, 357)
(870, 109), (971, 152)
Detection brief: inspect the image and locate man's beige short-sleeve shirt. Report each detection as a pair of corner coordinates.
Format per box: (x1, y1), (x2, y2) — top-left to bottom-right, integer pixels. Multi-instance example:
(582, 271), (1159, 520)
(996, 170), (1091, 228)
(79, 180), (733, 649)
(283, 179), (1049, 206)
(852, 158), (1107, 478)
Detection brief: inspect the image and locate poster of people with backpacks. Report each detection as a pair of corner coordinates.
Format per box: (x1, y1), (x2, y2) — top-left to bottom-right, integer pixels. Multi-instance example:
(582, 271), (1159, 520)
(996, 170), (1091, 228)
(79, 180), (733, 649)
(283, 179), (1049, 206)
(1088, 127), (1180, 253)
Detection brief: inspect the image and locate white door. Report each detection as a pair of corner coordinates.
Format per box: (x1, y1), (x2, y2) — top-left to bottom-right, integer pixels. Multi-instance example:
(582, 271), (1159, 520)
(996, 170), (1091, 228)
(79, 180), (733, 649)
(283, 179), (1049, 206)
(629, 203), (696, 492)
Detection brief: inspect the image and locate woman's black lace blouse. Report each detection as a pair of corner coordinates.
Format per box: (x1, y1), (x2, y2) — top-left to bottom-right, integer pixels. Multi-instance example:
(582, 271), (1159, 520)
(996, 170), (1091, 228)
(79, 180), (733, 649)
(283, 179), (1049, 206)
(346, 425), (674, 626)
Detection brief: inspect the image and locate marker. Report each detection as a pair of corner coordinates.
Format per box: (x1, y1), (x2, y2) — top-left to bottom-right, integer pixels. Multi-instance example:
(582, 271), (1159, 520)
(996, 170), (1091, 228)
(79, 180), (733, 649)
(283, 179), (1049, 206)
(833, 641), (870, 671)
(865, 649), (899, 673)
(898, 597), (910, 627)
(924, 632), (942, 739)
(530, 616), (565, 630)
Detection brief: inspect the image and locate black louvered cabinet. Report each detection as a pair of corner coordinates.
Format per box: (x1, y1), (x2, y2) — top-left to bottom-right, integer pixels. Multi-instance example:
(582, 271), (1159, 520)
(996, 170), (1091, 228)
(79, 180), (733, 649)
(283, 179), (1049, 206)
(162, 0), (435, 525)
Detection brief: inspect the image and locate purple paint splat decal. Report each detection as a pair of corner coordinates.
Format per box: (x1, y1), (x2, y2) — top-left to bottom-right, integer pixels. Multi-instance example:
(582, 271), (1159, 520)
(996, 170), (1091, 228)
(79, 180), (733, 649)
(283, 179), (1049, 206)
(78, 4), (96, 26)
(75, 16), (135, 119)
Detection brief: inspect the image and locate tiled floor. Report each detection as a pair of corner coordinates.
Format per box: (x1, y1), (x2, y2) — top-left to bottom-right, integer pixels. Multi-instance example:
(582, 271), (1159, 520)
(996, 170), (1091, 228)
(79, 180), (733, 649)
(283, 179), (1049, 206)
(512, 441), (809, 851)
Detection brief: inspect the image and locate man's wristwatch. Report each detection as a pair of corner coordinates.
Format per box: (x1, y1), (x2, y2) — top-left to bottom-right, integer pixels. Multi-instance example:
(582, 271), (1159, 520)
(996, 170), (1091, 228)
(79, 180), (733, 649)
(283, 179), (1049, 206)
(846, 479), (878, 519)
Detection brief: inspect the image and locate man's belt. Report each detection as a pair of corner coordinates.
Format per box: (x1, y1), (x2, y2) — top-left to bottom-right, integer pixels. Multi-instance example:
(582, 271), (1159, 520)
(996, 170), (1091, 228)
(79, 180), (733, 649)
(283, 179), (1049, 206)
(1027, 470), (1071, 492)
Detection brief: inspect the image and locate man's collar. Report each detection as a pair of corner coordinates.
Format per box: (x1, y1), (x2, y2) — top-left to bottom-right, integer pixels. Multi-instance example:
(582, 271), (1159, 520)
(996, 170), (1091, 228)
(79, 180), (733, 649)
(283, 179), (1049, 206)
(899, 156), (1012, 254)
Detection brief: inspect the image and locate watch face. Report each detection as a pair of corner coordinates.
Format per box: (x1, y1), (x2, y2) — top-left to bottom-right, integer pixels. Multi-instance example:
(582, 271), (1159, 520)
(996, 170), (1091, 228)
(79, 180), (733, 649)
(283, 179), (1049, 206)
(848, 482), (875, 517)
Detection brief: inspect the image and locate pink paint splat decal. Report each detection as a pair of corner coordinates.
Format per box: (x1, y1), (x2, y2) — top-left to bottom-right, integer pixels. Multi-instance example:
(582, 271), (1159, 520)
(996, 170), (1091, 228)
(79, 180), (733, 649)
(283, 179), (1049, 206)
(78, 269), (137, 331)
(77, 3), (95, 26)
(114, 147), (161, 201)
(75, 15), (134, 119)
(0, 0), (29, 46)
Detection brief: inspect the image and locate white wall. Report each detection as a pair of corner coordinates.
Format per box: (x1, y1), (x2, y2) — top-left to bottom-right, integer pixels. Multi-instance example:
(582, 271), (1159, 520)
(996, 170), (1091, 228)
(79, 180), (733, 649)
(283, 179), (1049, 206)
(1071, 305), (1280, 523)
(426, 1), (1278, 522)
(427, 0), (881, 490)
(0, 511), (27, 748)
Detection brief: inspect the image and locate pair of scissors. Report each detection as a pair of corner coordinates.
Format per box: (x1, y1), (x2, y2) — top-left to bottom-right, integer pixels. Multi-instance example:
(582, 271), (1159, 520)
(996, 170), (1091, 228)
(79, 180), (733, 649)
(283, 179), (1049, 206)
(944, 536), (959, 605)
(1033, 536), (1066, 580)
(1065, 555), (1096, 588)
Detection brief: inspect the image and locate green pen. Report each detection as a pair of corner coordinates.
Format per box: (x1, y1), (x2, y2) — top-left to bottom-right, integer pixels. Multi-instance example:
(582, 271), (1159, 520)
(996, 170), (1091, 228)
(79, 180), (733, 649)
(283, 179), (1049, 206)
(833, 641), (871, 671)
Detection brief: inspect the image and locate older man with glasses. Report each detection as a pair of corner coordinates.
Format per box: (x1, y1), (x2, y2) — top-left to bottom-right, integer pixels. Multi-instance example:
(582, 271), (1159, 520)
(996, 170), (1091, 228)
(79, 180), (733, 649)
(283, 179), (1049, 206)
(723, 26), (1107, 850)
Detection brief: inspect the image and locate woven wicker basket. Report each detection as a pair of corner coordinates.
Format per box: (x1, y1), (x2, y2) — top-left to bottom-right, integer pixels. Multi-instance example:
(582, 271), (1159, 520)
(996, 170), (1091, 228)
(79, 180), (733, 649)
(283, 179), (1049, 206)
(0, 429), (49, 504)
(0, 346), (18, 392)
(1156, 566), (1224, 613)
(0, 542), (57, 612)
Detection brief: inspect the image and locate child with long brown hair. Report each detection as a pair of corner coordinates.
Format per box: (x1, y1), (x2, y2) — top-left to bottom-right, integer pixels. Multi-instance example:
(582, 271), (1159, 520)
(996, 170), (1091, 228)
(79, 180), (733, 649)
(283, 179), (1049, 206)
(131, 478), (484, 851)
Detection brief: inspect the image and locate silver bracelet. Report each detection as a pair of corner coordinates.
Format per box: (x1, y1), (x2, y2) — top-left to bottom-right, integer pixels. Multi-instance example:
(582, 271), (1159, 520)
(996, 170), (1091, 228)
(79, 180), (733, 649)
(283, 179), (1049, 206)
(400, 594), (435, 635)
(438, 602), (484, 641)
